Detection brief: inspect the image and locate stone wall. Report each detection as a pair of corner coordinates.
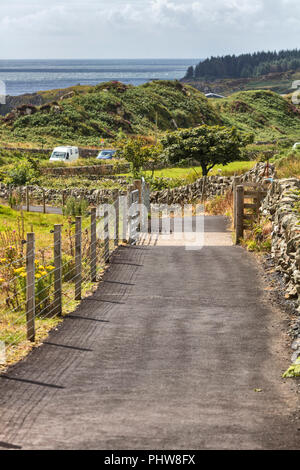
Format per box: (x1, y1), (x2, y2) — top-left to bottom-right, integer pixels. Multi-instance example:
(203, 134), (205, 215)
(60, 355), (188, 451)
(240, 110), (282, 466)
(150, 163), (276, 205)
(0, 181), (128, 206)
(0, 147), (100, 158)
(261, 178), (300, 306)
(41, 163), (130, 177)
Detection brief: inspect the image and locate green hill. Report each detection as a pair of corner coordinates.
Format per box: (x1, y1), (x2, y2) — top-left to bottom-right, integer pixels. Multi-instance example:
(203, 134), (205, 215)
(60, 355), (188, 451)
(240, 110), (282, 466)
(212, 89), (300, 141)
(0, 81), (219, 147)
(1, 82), (300, 148)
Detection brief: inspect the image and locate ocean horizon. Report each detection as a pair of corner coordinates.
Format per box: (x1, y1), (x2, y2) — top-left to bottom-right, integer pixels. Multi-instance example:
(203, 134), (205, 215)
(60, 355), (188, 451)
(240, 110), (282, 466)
(0, 58), (200, 97)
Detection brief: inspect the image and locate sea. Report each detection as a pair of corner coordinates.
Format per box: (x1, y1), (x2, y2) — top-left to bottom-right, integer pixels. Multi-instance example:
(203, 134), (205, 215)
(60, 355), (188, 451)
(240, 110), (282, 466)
(0, 59), (199, 97)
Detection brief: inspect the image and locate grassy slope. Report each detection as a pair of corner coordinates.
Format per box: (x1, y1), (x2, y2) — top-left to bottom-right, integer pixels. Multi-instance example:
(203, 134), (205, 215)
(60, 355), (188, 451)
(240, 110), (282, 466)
(0, 81), (219, 147)
(182, 70), (300, 96)
(0, 205), (66, 249)
(212, 90), (300, 141)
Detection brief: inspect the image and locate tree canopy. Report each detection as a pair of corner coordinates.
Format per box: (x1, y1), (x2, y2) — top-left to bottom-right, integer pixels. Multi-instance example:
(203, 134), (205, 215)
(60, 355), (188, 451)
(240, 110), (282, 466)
(186, 49), (300, 81)
(161, 125), (254, 176)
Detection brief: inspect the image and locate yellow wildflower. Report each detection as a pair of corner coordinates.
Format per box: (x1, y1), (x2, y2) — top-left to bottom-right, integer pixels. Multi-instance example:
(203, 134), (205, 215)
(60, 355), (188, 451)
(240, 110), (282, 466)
(20, 273), (27, 278)
(0, 278), (5, 283)
(35, 274), (41, 279)
(14, 267), (25, 274)
(40, 271), (48, 277)
(46, 266), (55, 271)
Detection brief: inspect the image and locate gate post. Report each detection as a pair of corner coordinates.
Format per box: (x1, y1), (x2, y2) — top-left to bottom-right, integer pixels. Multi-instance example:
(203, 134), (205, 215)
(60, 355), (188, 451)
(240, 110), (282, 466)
(235, 185), (244, 245)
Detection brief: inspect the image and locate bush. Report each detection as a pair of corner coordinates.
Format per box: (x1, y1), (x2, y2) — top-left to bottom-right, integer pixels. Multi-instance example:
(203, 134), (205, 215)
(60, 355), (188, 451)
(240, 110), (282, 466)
(3, 160), (40, 186)
(63, 197), (89, 217)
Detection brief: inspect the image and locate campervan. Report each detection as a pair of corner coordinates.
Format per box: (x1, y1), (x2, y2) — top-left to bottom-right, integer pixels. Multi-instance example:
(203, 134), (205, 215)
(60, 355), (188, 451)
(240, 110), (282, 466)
(50, 146), (79, 162)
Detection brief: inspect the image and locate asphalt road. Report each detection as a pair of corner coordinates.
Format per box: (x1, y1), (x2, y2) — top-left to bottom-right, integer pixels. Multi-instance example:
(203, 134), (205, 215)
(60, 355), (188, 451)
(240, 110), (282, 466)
(0, 216), (299, 450)
(20, 205), (62, 214)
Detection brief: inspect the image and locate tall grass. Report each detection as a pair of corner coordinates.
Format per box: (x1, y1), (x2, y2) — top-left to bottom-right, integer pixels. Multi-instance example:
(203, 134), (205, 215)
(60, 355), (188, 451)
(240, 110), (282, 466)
(275, 152), (300, 179)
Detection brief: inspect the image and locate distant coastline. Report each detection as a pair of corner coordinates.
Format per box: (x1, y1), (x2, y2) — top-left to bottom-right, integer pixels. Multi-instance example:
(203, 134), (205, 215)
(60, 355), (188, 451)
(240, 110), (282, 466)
(0, 58), (199, 97)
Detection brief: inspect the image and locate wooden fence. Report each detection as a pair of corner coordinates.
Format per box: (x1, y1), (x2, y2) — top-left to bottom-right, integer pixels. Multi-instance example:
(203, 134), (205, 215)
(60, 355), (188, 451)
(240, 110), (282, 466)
(0, 181), (150, 360)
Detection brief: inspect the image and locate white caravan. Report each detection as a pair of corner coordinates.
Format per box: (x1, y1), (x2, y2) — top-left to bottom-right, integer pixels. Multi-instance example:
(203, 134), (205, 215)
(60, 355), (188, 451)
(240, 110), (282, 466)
(50, 146), (79, 163)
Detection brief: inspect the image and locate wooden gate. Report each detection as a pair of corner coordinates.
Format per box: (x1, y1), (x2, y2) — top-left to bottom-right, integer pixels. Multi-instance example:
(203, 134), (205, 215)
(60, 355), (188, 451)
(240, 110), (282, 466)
(234, 182), (268, 245)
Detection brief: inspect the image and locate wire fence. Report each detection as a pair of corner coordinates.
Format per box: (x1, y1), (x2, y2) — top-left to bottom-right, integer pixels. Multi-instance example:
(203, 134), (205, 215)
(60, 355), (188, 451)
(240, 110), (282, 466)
(0, 181), (150, 366)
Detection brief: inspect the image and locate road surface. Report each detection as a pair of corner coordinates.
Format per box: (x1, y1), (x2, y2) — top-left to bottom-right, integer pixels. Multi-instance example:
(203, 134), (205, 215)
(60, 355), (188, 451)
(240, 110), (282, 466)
(0, 216), (299, 449)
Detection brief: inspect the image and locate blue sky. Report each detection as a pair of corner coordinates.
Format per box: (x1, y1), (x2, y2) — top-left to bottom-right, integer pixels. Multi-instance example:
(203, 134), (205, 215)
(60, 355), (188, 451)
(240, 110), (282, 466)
(0, 0), (299, 59)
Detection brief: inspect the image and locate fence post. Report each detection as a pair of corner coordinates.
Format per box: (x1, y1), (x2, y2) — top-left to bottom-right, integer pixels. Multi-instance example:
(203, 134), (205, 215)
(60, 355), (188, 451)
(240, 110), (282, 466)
(134, 180), (142, 231)
(26, 186), (30, 212)
(113, 190), (119, 247)
(122, 192), (128, 243)
(26, 232), (35, 342)
(104, 208), (109, 263)
(134, 179), (142, 204)
(19, 187), (23, 211)
(90, 208), (97, 282)
(42, 189), (46, 214)
(233, 178), (237, 229)
(75, 216), (82, 300)
(53, 225), (62, 316)
(170, 210), (175, 234)
(62, 191), (66, 208)
(127, 185), (134, 244)
(235, 185), (244, 245)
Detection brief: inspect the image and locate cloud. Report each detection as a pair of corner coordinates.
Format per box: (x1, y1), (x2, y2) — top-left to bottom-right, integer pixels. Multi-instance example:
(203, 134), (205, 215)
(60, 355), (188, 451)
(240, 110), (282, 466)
(0, 0), (299, 58)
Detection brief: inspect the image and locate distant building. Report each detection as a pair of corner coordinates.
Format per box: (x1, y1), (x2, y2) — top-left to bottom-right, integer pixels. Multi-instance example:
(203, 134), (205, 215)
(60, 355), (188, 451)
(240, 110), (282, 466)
(205, 93), (225, 99)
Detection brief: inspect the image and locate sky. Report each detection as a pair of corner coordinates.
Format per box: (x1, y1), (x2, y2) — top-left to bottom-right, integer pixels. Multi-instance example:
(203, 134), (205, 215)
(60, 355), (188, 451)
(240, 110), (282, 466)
(0, 0), (299, 59)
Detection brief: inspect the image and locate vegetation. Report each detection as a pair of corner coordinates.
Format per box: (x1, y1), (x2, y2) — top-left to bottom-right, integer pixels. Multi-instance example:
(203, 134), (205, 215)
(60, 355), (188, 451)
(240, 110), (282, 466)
(183, 70), (300, 96)
(205, 190), (233, 219)
(0, 204), (109, 369)
(0, 81), (219, 147)
(63, 198), (89, 217)
(283, 358), (300, 378)
(213, 90), (300, 141)
(186, 49), (300, 80)
(118, 137), (162, 178)
(272, 149), (300, 179)
(160, 125), (253, 176)
(241, 219), (272, 253)
(1, 82), (300, 150)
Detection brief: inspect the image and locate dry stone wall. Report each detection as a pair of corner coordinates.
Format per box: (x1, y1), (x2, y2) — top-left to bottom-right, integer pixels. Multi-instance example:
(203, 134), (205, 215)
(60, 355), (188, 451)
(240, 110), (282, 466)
(261, 178), (300, 307)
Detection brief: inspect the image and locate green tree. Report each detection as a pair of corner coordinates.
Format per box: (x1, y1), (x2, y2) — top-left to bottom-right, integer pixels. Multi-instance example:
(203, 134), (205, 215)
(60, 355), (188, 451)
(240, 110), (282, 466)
(161, 125), (253, 176)
(120, 137), (162, 178)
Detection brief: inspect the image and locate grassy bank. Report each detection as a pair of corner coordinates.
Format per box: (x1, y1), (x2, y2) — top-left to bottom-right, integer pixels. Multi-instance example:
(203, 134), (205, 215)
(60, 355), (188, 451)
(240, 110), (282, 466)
(143, 161), (256, 180)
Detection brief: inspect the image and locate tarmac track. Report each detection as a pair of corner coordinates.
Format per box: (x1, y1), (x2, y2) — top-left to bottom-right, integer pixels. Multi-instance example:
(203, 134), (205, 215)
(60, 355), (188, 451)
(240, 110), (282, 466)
(0, 216), (299, 450)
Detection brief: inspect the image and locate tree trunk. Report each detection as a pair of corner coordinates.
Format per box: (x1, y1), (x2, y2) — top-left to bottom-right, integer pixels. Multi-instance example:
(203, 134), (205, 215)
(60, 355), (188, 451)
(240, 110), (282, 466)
(201, 163), (209, 177)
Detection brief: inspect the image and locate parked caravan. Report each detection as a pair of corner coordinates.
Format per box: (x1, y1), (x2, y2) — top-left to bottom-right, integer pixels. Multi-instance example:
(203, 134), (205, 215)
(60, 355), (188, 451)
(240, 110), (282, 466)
(50, 146), (79, 162)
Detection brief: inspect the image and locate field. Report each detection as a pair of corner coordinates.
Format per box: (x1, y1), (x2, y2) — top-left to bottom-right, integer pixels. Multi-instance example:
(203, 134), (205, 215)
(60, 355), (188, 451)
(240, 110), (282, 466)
(143, 161), (256, 180)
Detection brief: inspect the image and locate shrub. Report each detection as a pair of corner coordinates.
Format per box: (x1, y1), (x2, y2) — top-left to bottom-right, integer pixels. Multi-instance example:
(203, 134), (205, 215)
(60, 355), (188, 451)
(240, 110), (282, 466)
(4, 160), (40, 186)
(63, 197), (89, 217)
